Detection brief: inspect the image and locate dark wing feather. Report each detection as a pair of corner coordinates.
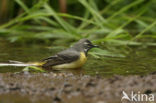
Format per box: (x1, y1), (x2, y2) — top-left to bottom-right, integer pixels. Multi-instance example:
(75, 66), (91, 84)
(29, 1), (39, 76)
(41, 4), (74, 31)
(43, 55), (58, 61)
(42, 49), (79, 67)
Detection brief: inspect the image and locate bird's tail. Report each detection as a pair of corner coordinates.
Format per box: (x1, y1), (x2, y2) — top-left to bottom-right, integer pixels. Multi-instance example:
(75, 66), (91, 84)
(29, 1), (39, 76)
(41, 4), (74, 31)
(0, 60), (45, 67)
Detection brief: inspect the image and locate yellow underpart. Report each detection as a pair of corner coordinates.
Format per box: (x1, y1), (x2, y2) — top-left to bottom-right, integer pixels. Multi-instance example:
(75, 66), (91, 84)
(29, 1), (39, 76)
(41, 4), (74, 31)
(52, 52), (87, 70)
(31, 62), (46, 66)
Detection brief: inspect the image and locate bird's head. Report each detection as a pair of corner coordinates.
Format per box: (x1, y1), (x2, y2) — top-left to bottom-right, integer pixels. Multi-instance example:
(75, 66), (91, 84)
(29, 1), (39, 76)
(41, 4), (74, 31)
(72, 39), (98, 54)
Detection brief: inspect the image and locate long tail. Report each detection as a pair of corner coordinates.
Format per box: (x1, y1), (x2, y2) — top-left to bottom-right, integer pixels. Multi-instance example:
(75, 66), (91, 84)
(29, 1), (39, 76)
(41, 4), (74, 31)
(0, 61), (45, 67)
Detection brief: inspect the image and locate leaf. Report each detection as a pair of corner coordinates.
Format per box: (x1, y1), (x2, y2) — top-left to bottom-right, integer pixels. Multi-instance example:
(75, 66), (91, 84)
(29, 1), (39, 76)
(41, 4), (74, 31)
(23, 66), (46, 72)
(89, 48), (125, 58)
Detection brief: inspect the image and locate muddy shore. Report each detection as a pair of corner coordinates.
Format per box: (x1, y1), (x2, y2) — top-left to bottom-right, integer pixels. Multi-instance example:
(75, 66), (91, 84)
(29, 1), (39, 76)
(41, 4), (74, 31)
(0, 72), (155, 103)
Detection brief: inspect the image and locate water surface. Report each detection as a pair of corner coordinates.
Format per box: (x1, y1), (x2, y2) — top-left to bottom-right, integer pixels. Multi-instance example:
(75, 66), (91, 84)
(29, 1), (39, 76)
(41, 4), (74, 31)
(0, 40), (156, 76)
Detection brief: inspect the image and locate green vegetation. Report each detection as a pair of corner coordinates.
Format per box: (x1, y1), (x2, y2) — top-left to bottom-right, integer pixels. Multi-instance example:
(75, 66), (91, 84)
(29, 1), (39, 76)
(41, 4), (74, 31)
(23, 66), (46, 72)
(0, 0), (155, 45)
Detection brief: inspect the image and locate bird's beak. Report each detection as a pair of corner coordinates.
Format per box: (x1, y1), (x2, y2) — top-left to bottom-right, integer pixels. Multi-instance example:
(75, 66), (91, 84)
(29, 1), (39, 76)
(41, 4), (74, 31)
(92, 45), (99, 48)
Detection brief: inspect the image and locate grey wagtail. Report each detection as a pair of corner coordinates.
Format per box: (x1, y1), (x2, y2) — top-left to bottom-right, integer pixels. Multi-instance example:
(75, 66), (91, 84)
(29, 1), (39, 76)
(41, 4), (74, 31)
(0, 39), (98, 69)
(41, 39), (98, 69)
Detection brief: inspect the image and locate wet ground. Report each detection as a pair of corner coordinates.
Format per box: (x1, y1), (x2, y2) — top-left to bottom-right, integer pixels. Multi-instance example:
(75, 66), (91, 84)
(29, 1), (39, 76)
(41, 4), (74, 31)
(0, 72), (155, 103)
(0, 40), (156, 103)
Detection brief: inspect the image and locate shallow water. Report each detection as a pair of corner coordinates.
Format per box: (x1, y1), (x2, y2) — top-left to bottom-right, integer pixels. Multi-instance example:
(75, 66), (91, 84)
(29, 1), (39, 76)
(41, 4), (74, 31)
(0, 40), (156, 103)
(0, 40), (156, 76)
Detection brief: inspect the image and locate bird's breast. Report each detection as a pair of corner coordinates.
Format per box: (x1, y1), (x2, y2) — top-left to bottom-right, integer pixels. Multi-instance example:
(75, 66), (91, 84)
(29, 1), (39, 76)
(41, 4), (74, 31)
(78, 52), (87, 66)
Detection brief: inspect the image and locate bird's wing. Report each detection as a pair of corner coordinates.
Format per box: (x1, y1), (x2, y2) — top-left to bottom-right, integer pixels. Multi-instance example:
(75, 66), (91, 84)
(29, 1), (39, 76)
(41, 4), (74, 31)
(42, 50), (79, 67)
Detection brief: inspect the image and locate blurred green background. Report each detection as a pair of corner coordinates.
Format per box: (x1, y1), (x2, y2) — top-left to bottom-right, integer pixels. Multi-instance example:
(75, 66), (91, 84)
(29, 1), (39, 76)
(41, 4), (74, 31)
(0, 0), (156, 45)
(0, 0), (156, 75)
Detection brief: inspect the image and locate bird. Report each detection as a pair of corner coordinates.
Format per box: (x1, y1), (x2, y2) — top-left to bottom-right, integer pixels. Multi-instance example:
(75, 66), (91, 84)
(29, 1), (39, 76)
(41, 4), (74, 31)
(0, 39), (98, 70)
(42, 38), (98, 70)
